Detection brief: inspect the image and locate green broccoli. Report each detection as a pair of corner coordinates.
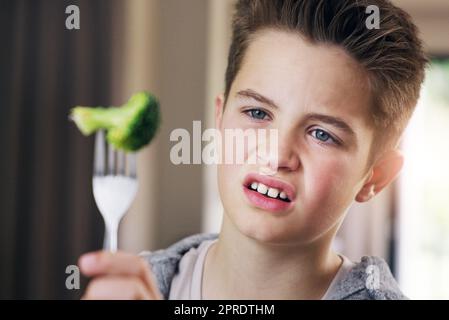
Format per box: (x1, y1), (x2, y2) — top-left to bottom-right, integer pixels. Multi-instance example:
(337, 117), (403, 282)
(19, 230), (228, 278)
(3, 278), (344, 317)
(70, 91), (161, 152)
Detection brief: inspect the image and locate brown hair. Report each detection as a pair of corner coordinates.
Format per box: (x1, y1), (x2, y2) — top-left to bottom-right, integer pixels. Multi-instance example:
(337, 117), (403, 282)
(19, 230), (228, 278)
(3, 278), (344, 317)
(224, 0), (428, 160)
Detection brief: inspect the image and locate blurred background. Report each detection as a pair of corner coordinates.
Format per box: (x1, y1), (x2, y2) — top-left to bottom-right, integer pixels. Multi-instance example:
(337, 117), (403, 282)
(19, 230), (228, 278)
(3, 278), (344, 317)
(0, 0), (448, 299)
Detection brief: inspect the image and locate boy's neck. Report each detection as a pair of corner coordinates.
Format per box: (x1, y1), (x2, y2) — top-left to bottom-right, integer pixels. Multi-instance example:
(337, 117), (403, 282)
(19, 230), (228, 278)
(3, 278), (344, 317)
(202, 214), (342, 300)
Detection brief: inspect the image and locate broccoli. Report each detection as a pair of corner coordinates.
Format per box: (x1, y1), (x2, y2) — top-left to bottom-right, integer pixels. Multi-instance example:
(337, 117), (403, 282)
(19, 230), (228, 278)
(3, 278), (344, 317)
(70, 91), (161, 152)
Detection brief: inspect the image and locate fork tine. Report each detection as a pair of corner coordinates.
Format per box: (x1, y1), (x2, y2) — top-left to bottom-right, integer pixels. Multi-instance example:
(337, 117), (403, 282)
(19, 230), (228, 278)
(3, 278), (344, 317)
(108, 140), (115, 175)
(117, 150), (125, 175)
(127, 153), (137, 178)
(94, 130), (105, 176)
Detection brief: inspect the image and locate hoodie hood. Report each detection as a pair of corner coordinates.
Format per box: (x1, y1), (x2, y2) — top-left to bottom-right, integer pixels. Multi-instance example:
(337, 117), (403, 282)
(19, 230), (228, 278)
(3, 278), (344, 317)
(140, 233), (407, 300)
(325, 255), (407, 300)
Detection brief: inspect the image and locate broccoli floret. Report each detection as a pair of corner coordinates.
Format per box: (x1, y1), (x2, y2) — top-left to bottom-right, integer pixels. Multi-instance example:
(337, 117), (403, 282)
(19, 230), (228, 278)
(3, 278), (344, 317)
(70, 92), (161, 152)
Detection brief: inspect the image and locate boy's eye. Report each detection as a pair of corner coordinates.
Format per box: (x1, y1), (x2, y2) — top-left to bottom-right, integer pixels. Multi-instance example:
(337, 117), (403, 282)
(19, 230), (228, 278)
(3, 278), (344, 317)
(245, 108), (270, 121)
(310, 128), (338, 145)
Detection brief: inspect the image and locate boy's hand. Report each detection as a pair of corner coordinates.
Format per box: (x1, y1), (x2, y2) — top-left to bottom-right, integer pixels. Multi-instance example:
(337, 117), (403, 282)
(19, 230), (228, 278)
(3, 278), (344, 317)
(79, 251), (163, 300)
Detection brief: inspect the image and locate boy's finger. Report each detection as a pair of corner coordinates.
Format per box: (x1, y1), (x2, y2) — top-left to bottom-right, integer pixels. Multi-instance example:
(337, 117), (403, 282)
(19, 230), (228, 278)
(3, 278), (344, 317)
(79, 251), (144, 276)
(78, 250), (162, 299)
(82, 276), (153, 300)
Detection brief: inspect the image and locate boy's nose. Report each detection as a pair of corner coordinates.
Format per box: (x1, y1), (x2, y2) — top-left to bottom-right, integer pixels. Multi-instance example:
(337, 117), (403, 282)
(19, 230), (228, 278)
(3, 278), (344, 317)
(275, 139), (300, 172)
(258, 135), (300, 174)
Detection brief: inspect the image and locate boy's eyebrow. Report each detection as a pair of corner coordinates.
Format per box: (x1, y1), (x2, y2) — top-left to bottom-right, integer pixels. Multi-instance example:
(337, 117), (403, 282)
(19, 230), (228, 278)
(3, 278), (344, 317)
(236, 89), (355, 137)
(236, 89), (278, 110)
(304, 113), (356, 137)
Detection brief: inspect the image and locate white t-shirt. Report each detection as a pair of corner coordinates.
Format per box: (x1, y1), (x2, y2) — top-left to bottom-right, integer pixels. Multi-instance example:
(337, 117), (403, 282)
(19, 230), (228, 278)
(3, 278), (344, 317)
(169, 239), (355, 300)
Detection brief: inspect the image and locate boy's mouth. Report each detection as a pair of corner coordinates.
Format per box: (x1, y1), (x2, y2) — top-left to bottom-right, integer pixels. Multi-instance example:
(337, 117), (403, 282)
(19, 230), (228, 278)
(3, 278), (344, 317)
(245, 182), (291, 202)
(242, 173), (296, 213)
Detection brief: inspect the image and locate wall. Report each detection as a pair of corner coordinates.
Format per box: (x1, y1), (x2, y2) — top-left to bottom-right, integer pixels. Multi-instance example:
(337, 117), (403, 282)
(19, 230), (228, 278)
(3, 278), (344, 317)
(119, 0), (209, 251)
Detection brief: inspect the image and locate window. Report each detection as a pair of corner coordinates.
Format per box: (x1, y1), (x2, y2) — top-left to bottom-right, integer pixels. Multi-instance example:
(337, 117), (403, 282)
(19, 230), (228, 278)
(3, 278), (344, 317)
(398, 59), (449, 299)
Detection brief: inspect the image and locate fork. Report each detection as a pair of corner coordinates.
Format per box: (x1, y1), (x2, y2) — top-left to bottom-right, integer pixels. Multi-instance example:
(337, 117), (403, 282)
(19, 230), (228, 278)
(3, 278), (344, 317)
(92, 130), (138, 252)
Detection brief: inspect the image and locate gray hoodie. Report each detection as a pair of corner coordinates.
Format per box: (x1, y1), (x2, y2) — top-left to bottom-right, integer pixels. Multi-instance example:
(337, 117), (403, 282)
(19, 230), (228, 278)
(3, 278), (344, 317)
(140, 233), (407, 300)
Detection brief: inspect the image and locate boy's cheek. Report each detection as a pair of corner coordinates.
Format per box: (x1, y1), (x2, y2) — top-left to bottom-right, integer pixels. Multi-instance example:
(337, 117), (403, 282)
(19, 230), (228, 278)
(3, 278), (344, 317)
(217, 162), (249, 190)
(305, 161), (358, 211)
(217, 165), (246, 217)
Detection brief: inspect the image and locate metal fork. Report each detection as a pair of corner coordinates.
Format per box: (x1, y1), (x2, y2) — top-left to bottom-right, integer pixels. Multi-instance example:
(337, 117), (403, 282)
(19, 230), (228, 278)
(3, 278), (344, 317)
(92, 130), (138, 252)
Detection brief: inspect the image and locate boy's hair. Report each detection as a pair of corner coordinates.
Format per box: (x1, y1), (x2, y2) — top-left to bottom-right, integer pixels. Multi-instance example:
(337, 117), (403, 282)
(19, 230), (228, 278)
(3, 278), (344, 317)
(225, 0), (428, 161)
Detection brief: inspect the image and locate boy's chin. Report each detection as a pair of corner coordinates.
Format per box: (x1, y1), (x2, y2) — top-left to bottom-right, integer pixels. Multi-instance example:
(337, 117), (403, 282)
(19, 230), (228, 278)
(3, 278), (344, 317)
(234, 215), (306, 245)
(245, 230), (293, 245)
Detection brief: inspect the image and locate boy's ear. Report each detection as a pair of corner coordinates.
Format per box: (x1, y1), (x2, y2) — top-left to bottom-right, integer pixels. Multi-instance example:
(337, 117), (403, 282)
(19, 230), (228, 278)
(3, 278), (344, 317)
(215, 93), (225, 130)
(355, 149), (404, 203)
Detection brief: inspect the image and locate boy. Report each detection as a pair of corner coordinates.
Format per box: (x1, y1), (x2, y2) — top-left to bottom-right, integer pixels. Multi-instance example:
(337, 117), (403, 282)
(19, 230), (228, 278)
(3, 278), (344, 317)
(79, 0), (427, 299)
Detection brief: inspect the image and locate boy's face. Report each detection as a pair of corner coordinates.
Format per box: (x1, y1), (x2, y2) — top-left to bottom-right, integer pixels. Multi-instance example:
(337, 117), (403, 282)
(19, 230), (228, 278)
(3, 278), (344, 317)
(216, 30), (377, 245)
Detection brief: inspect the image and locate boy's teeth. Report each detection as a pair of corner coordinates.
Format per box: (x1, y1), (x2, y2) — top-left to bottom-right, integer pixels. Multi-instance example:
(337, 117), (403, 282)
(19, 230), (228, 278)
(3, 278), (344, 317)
(256, 183), (268, 195)
(267, 188), (279, 198)
(249, 181), (289, 201)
